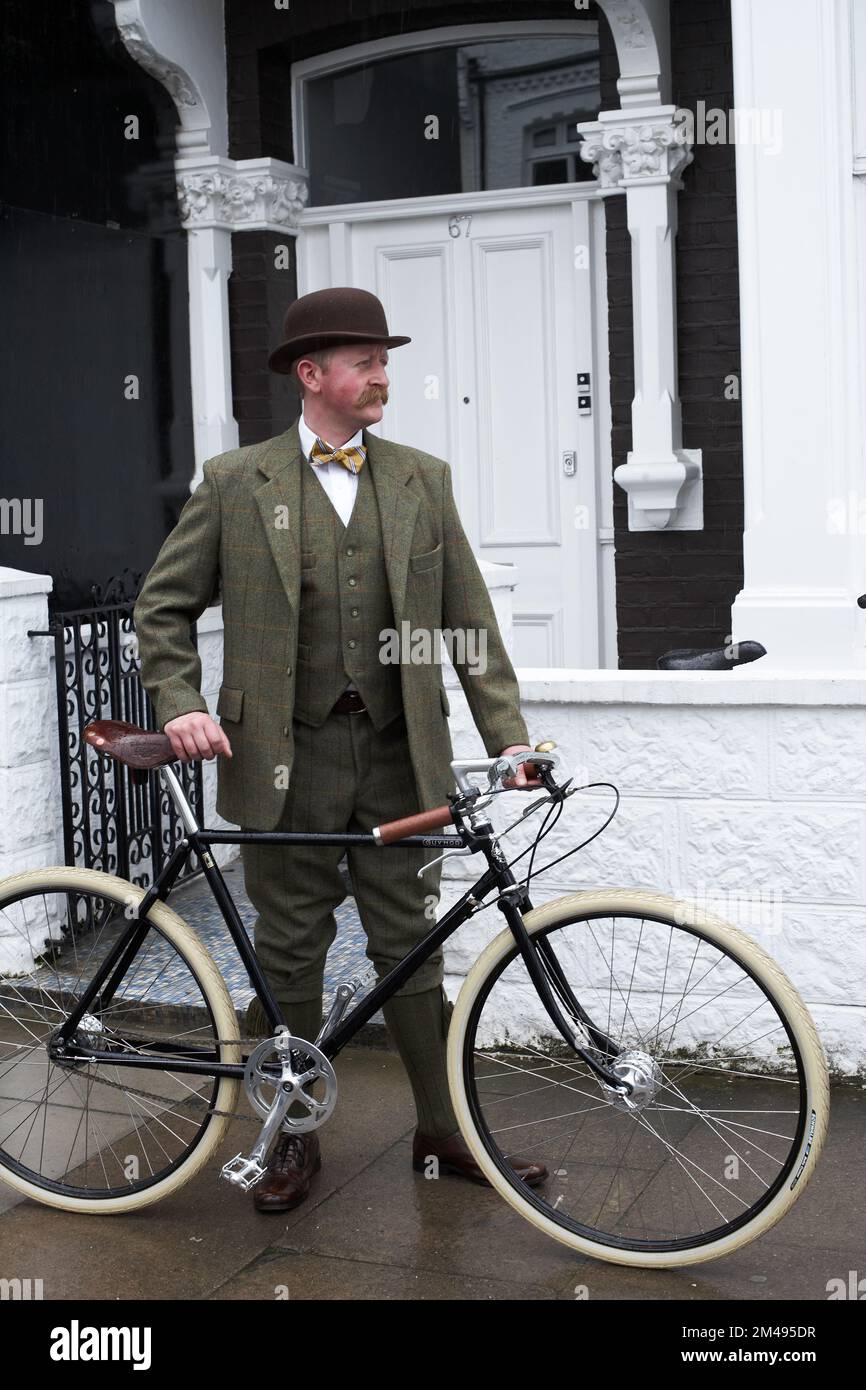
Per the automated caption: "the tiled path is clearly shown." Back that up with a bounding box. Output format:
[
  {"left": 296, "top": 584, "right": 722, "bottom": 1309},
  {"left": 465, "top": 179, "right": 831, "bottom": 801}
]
[{"left": 168, "top": 856, "right": 385, "bottom": 1028}]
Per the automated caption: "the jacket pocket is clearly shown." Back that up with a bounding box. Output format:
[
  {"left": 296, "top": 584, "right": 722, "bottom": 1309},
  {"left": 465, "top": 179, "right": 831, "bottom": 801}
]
[
  {"left": 439, "top": 686, "right": 450, "bottom": 716},
  {"left": 409, "top": 541, "right": 444, "bottom": 573},
  {"left": 217, "top": 684, "right": 244, "bottom": 723}
]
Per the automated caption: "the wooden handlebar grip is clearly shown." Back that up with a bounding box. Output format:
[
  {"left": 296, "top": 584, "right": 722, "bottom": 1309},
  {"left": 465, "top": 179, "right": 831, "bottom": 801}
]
[{"left": 373, "top": 805, "right": 454, "bottom": 845}]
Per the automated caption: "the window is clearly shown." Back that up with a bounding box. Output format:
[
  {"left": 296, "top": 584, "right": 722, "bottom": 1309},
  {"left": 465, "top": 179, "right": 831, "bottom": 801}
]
[
  {"left": 527, "top": 118, "right": 596, "bottom": 185},
  {"left": 303, "top": 35, "right": 601, "bottom": 206}
]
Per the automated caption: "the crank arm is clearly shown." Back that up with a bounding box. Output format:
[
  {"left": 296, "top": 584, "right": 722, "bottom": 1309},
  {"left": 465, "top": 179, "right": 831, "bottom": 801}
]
[{"left": 248, "top": 1086, "right": 294, "bottom": 1168}]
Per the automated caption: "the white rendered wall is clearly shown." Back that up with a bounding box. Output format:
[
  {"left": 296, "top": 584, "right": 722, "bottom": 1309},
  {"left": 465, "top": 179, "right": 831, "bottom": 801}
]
[
  {"left": 2, "top": 566, "right": 864, "bottom": 1072},
  {"left": 441, "top": 667, "right": 866, "bottom": 1076}
]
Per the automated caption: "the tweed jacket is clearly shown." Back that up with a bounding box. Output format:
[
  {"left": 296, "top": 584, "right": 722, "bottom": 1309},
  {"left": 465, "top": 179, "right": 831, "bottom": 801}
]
[{"left": 132, "top": 420, "right": 530, "bottom": 830}]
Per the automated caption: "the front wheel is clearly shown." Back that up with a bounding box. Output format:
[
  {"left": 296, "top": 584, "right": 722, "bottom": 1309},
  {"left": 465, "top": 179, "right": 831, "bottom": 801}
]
[{"left": 447, "top": 888, "right": 829, "bottom": 1268}]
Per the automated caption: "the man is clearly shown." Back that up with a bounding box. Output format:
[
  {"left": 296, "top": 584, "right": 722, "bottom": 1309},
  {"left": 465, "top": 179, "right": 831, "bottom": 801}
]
[{"left": 133, "top": 286, "right": 548, "bottom": 1213}]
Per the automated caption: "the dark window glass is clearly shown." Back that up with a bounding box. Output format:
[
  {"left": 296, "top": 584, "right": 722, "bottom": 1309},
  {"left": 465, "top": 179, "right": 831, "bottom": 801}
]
[
  {"left": 305, "top": 35, "right": 600, "bottom": 205},
  {"left": 532, "top": 158, "right": 571, "bottom": 185}
]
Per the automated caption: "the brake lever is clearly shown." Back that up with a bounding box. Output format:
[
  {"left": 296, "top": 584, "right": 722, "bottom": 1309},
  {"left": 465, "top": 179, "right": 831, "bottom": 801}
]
[
  {"left": 489, "top": 749, "right": 561, "bottom": 788},
  {"left": 416, "top": 844, "right": 473, "bottom": 877}
]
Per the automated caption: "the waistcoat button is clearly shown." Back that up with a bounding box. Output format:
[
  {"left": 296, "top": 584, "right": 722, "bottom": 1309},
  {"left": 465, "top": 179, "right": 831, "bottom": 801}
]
[
  {"left": 347, "top": 639, "right": 357, "bottom": 649},
  {"left": 348, "top": 576, "right": 357, "bottom": 587}
]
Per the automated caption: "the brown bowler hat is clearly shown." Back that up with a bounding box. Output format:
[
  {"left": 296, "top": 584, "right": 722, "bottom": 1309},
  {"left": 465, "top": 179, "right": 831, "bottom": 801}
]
[{"left": 268, "top": 286, "right": 411, "bottom": 375}]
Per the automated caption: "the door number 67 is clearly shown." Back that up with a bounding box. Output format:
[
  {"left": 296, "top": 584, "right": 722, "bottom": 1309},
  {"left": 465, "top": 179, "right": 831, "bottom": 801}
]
[{"left": 448, "top": 214, "right": 473, "bottom": 238}]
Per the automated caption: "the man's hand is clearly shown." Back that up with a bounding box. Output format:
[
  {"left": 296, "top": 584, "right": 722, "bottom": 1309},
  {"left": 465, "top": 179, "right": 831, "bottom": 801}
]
[
  {"left": 163, "top": 712, "right": 232, "bottom": 764},
  {"left": 500, "top": 744, "right": 543, "bottom": 790}
]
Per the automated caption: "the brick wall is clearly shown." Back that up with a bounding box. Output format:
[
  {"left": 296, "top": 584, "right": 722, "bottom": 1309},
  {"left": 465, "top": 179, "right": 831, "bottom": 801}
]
[
  {"left": 600, "top": 0, "right": 744, "bottom": 668},
  {"left": 228, "top": 229, "right": 300, "bottom": 443}
]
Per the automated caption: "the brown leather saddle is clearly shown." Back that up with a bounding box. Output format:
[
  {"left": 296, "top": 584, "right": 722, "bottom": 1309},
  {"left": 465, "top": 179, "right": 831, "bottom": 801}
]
[{"left": 83, "top": 719, "right": 175, "bottom": 769}]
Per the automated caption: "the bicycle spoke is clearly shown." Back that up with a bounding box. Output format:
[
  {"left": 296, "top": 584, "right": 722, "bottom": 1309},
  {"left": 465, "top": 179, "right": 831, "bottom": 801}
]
[
  {"left": 0, "top": 883, "right": 226, "bottom": 1198},
  {"left": 462, "top": 907, "right": 811, "bottom": 1252}
]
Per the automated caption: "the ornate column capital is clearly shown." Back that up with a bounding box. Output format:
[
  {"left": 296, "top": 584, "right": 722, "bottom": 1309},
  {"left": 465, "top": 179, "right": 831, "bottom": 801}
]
[
  {"left": 578, "top": 106, "right": 693, "bottom": 188},
  {"left": 175, "top": 155, "right": 309, "bottom": 233}
]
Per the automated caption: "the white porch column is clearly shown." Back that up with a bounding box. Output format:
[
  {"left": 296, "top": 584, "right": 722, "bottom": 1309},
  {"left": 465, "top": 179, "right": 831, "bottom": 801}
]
[
  {"left": 175, "top": 156, "right": 309, "bottom": 484},
  {"left": 111, "top": 0, "right": 309, "bottom": 489},
  {"left": 730, "top": 0, "right": 865, "bottom": 668},
  {"left": 579, "top": 1, "right": 703, "bottom": 531}
]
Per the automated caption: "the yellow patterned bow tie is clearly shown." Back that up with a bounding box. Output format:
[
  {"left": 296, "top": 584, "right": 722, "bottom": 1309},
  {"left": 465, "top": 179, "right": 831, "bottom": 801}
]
[{"left": 310, "top": 436, "right": 367, "bottom": 475}]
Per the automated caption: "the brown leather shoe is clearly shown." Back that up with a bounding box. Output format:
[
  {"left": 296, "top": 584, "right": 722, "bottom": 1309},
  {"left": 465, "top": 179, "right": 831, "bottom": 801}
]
[
  {"left": 252, "top": 1131, "right": 321, "bottom": 1212},
  {"left": 412, "top": 1130, "right": 547, "bottom": 1187}
]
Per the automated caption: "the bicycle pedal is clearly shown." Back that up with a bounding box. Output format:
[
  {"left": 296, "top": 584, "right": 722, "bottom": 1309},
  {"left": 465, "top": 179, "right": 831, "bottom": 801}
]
[{"left": 221, "top": 1152, "right": 267, "bottom": 1191}]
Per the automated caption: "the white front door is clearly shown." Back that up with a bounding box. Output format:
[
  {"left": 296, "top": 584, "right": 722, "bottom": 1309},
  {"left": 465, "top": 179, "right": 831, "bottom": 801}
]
[{"left": 298, "top": 192, "right": 602, "bottom": 667}]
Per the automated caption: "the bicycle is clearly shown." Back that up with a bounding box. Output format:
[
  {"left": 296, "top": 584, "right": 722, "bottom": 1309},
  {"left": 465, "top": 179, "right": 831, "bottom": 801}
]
[{"left": 0, "top": 717, "right": 829, "bottom": 1269}]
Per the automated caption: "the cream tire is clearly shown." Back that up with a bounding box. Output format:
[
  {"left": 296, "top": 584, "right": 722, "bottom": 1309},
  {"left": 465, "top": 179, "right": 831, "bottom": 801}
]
[
  {"left": 0, "top": 866, "right": 242, "bottom": 1214},
  {"left": 447, "top": 888, "right": 830, "bottom": 1269}
]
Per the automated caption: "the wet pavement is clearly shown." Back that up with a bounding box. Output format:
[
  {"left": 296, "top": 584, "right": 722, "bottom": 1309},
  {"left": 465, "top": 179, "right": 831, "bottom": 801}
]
[{"left": 0, "top": 1037, "right": 861, "bottom": 1302}]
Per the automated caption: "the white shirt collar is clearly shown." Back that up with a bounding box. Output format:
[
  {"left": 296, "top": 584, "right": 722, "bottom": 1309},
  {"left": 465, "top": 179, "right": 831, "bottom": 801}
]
[{"left": 298, "top": 408, "right": 364, "bottom": 461}]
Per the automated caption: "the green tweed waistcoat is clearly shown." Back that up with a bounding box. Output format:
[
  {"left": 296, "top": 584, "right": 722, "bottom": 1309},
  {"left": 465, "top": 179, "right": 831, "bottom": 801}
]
[{"left": 294, "top": 456, "right": 403, "bottom": 729}]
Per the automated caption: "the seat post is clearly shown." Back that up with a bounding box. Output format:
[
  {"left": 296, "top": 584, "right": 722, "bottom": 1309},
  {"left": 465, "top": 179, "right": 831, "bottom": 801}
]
[{"left": 160, "top": 765, "right": 201, "bottom": 834}]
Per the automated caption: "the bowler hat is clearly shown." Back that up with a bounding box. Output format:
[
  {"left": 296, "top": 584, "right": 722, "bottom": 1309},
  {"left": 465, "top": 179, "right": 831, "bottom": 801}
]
[{"left": 268, "top": 286, "right": 411, "bottom": 375}]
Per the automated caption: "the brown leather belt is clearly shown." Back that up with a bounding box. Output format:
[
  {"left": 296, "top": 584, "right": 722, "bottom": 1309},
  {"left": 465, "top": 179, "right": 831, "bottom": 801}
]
[{"left": 331, "top": 688, "right": 367, "bottom": 715}]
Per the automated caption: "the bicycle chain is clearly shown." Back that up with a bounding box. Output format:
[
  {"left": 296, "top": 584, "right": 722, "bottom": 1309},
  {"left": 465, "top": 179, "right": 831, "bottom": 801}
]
[{"left": 60, "top": 1032, "right": 308, "bottom": 1126}]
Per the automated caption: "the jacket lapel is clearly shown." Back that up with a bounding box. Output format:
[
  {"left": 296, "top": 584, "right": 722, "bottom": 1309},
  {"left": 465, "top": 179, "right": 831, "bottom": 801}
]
[
  {"left": 254, "top": 420, "right": 420, "bottom": 624},
  {"left": 254, "top": 422, "right": 304, "bottom": 625},
  {"left": 365, "top": 428, "right": 419, "bottom": 621}
]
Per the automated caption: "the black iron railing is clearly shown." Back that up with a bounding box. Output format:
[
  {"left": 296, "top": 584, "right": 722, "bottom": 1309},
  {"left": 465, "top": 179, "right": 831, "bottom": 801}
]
[{"left": 30, "top": 570, "right": 203, "bottom": 887}]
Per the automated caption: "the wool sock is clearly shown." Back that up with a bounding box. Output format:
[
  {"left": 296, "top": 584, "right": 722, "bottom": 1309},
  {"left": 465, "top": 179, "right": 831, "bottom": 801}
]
[{"left": 380, "top": 985, "right": 460, "bottom": 1139}]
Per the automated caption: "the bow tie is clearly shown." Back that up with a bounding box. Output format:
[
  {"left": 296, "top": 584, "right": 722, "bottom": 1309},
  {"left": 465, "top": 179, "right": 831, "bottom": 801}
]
[{"left": 310, "top": 436, "right": 367, "bottom": 475}]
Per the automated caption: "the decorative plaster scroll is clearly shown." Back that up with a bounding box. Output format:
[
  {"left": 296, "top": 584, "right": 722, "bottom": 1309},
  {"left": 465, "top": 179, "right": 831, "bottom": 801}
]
[
  {"left": 595, "top": 0, "right": 669, "bottom": 108},
  {"left": 115, "top": 19, "right": 200, "bottom": 109},
  {"left": 176, "top": 157, "right": 309, "bottom": 232},
  {"left": 602, "top": 0, "right": 652, "bottom": 49}
]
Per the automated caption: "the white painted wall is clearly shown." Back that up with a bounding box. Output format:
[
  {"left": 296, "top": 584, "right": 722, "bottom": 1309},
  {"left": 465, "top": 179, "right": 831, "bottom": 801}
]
[
  {"left": 0, "top": 568, "right": 232, "bottom": 973},
  {"left": 2, "top": 566, "right": 864, "bottom": 1072},
  {"left": 441, "top": 668, "right": 866, "bottom": 1075}
]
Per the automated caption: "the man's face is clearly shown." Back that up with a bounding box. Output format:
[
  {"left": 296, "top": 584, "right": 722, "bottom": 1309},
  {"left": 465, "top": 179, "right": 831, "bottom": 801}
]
[{"left": 308, "top": 342, "right": 390, "bottom": 427}]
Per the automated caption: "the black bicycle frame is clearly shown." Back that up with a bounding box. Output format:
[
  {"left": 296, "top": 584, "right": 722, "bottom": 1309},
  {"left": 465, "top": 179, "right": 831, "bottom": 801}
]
[{"left": 53, "top": 818, "right": 626, "bottom": 1093}]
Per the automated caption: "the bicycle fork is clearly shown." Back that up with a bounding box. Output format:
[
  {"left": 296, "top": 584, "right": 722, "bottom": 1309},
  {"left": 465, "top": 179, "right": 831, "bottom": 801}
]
[{"left": 488, "top": 859, "right": 632, "bottom": 1097}]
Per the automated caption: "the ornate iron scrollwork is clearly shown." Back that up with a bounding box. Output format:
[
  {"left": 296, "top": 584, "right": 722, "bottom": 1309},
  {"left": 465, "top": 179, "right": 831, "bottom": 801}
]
[{"left": 53, "top": 570, "right": 204, "bottom": 892}]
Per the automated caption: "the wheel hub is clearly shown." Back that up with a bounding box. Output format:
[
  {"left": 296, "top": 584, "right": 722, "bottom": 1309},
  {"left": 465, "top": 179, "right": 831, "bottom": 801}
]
[{"left": 599, "top": 1049, "right": 662, "bottom": 1113}]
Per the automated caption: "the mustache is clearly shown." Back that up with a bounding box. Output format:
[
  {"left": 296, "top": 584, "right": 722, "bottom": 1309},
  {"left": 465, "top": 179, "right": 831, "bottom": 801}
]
[{"left": 358, "top": 387, "right": 388, "bottom": 404}]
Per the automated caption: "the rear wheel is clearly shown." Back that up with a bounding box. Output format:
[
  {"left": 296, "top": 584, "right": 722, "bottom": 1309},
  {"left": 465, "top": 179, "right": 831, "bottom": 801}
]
[
  {"left": 448, "top": 889, "right": 829, "bottom": 1268},
  {"left": 0, "top": 867, "right": 241, "bottom": 1213}
]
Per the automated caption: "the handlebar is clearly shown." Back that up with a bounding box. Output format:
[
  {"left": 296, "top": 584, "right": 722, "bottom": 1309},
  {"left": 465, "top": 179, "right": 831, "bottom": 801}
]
[
  {"left": 371, "top": 744, "right": 561, "bottom": 845},
  {"left": 372, "top": 804, "right": 456, "bottom": 845}
]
